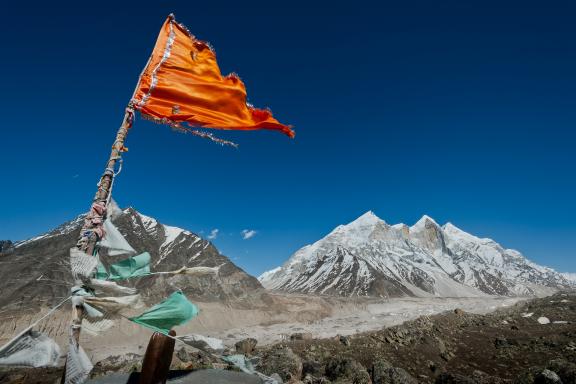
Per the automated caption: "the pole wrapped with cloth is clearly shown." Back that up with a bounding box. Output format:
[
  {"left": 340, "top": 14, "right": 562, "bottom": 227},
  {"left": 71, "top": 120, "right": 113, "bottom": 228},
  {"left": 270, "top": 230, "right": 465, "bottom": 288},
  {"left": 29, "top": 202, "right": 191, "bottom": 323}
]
[{"left": 131, "top": 14, "right": 294, "bottom": 140}]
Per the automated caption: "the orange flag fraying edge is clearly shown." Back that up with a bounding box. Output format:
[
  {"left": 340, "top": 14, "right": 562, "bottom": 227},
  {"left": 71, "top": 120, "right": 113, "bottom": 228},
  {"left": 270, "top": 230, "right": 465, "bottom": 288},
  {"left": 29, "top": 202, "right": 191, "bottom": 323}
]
[{"left": 131, "top": 14, "right": 294, "bottom": 139}]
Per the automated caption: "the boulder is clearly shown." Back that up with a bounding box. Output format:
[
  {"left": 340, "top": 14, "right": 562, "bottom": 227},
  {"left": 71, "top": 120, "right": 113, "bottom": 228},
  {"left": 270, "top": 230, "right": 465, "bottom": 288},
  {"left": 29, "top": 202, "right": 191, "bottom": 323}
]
[
  {"left": 325, "top": 356, "right": 371, "bottom": 384},
  {"left": 372, "top": 363, "right": 417, "bottom": 384},
  {"left": 515, "top": 367, "right": 542, "bottom": 384},
  {"left": 303, "top": 359, "right": 325, "bottom": 377},
  {"left": 440, "top": 351, "right": 456, "bottom": 361},
  {"left": 372, "top": 360, "right": 393, "bottom": 383},
  {"left": 259, "top": 347, "right": 303, "bottom": 382},
  {"left": 516, "top": 368, "right": 564, "bottom": 384},
  {"left": 339, "top": 335, "right": 351, "bottom": 346},
  {"left": 176, "top": 347, "right": 192, "bottom": 363},
  {"left": 547, "top": 359, "right": 576, "bottom": 384},
  {"left": 235, "top": 338, "right": 258, "bottom": 355},
  {"left": 534, "top": 369, "right": 562, "bottom": 384}
]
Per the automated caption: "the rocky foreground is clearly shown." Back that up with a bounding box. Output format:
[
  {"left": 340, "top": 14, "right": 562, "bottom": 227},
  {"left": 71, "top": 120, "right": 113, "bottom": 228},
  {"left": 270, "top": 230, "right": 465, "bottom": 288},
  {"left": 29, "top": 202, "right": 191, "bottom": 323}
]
[{"left": 2, "top": 291, "right": 575, "bottom": 383}]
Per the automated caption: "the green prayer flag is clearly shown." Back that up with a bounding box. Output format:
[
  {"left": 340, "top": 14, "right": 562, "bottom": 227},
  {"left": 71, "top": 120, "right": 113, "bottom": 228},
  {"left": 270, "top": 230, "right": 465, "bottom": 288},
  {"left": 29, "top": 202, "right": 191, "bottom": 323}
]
[
  {"left": 95, "top": 262, "right": 109, "bottom": 280},
  {"left": 129, "top": 291, "right": 199, "bottom": 334},
  {"left": 95, "top": 252, "right": 151, "bottom": 281},
  {"left": 109, "top": 252, "right": 151, "bottom": 280}
]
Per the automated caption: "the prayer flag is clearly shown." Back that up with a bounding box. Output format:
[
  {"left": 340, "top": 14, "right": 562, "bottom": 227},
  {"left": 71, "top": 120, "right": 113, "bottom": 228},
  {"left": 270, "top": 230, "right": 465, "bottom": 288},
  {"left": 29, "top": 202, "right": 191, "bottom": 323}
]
[
  {"left": 129, "top": 291, "right": 199, "bottom": 334},
  {"left": 132, "top": 14, "right": 294, "bottom": 138}
]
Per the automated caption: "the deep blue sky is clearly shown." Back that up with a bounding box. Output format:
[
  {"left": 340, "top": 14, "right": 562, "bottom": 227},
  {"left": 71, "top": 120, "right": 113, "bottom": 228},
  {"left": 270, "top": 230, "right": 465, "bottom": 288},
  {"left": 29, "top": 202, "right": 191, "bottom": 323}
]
[{"left": 0, "top": 1, "right": 574, "bottom": 276}]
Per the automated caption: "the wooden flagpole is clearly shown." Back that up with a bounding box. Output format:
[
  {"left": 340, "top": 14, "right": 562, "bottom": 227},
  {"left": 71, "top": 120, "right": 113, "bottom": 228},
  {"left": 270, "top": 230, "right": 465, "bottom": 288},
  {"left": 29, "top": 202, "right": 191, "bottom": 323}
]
[
  {"left": 62, "top": 106, "right": 134, "bottom": 382},
  {"left": 77, "top": 107, "right": 133, "bottom": 254}
]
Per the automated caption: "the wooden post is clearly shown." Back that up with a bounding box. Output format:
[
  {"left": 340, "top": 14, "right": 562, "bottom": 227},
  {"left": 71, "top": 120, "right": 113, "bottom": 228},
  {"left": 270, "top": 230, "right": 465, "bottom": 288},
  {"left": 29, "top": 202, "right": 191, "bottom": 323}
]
[
  {"left": 139, "top": 331, "right": 176, "bottom": 384},
  {"left": 62, "top": 107, "right": 134, "bottom": 382}
]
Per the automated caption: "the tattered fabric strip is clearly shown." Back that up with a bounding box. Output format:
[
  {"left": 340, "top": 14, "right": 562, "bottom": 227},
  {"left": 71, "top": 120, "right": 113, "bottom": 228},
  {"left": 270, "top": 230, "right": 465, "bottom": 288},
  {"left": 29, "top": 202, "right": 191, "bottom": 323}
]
[
  {"left": 0, "top": 330, "right": 61, "bottom": 368},
  {"left": 135, "top": 17, "right": 176, "bottom": 109},
  {"left": 69, "top": 248, "right": 98, "bottom": 280},
  {"left": 64, "top": 333, "right": 93, "bottom": 384},
  {"left": 138, "top": 112, "right": 238, "bottom": 147}
]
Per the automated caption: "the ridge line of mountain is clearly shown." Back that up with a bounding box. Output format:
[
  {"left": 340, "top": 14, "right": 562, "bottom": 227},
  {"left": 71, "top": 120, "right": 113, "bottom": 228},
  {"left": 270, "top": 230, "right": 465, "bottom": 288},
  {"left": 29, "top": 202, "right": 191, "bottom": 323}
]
[{"left": 259, "top": 211, "right": 575, "bottom": 298}]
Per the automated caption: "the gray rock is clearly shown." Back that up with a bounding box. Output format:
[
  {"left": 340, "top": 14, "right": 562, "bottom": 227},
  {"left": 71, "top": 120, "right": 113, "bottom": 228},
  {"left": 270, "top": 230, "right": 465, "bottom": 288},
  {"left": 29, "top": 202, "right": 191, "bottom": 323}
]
[
  {"left": 437, "top": 338, "right": 448, "bottom": 354},
  {"left": 176, "top": 347, "right": 191, "bottom": 363},
  {"left": 325, "top": 357, "right": 371, "bottom": 384},
  {"left": 547, "top": 359, "right": 576, "bottom": 384},
  {"left": 339, "top": 335, "right": 351, "bottom": 346},
  {"left": 259, "top": 347, "right": 303, "bottom": 382},
  {"left": 534, "top": 370, "right": 562, "bottom": 384},
  {"left": 440, "top": 351, "right": 456, "bottom": 361},
  {"left": 235, "top": 338, "right": 258, "bottom": 355},
  {"left": 372, "top": 360, "right": 394, "bottom": 383},
  {"left": 303, "top": 359, "right": 325, "bottom": 377},
  {"left": 374, "top": 366, "right": 417, "bottom": 384},
  {"left": 454, "top": 308, "right": 465, "bottom": 316}
]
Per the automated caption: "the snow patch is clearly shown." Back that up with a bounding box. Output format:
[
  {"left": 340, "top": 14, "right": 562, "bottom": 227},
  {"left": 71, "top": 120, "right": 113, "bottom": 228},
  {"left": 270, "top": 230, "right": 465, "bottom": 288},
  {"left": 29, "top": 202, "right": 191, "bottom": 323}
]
[{"left": 537, "top": 317, "right": 550, "bottom": 324}]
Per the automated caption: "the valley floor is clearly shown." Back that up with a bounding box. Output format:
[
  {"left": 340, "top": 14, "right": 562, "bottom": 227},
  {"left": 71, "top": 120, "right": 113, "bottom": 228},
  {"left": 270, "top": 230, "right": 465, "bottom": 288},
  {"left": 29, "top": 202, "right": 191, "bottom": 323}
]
[
  {"left": 0, "top": 294, "right": 527, "bottom": 362},
  {"left": 205, "top": 294, "right": 526, "bottom": 347}
]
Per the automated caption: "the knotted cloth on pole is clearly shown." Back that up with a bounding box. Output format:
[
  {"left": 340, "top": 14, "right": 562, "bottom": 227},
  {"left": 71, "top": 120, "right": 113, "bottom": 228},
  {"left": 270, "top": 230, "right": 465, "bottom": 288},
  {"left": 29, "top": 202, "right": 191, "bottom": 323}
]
[{"left": 131, "top": 14, "right": 294, "bottom": 138}]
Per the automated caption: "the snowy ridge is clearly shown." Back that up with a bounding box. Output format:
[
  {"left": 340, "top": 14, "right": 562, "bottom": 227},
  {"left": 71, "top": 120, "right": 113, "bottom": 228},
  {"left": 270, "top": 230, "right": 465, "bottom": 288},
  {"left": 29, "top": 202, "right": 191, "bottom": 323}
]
[
  {"left": 259, "top": 212, "right": 575, "bottom": 298},
  {"left": 14, "top": 215, "right": 85, "bottom": 248},
  {"left": 561, "top": 273, "right": 576, "bottom": 283}
]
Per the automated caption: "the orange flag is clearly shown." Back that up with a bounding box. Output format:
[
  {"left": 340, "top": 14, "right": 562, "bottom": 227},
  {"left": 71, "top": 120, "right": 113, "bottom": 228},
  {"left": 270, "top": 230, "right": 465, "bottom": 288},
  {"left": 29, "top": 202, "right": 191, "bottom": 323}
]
[{"left": 131, "top": 14, "right": 294, "bottom": 138}]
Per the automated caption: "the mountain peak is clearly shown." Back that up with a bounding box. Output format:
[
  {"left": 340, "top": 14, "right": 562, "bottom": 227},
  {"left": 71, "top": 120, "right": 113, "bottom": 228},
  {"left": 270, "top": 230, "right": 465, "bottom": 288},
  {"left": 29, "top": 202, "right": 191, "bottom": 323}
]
[
  {"left": 411, "top": 214, "right": 439, "bottom": 230},
  {"left": 347, "top": 211, "right": 384, "bottom": 227},
  {"left": 442, "top": 222, "right": 461, "bottom": 233}
]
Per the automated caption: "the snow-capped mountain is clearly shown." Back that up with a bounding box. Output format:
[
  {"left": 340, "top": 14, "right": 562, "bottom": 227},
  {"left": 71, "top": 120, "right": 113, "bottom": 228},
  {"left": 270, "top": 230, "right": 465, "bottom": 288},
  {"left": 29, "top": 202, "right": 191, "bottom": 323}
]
[
  {"left": 259, "top": 212, "right": 574, "bottom": 297},
  {"left": 0, "top": 203, "right": 262, "bottom": 312},
  {"left": 562, "top": 273, "right": 576, "bottom": 283}
]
